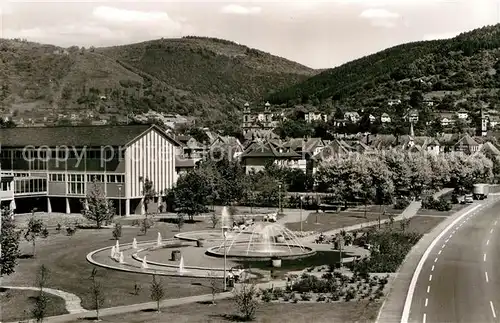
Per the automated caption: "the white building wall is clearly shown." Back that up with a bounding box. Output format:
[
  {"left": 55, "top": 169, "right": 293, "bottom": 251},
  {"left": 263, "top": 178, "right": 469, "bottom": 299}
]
[{"left": 125, "top": 128, "right": 177, "bottom": 199}]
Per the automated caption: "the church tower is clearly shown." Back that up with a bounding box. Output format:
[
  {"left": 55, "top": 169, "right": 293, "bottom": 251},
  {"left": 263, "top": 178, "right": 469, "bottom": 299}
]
[
  {"left": 408, "top": 121, "right": 415, "bottom": 147},
  {"left": 242, "top": 102, "right": 251, "bottom": 135}
]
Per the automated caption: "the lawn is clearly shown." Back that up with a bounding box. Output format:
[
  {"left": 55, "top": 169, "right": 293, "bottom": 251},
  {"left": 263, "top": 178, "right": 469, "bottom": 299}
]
[
  {"left": 66, "top": 299, "right": 382, "bottom": 323},
  {"left": 416, "top": 203, "right": 468, "bottom": 217},
  {"left": 0, "top": 288, "right": 68, "bottom": 322},
  {"left": 285, "top": 209, "right": 395, "bottom": 233},
  {"left": 353, "top": 215, "right": 445, "bottom": 236},
  {"left": 4, "top": 217, "right": 226, "bottom": 315}
]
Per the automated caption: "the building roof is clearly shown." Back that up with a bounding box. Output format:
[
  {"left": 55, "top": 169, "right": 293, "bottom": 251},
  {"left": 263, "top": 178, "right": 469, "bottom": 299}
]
[
  {"left": 175, "top": 157, "right": 197, "bottom": 168},
  {"left": 240, "top": 141, "right": 301, "bottom": 159},
  {"left": 479, "top": 141, "right": 500, "bottom": 156},
  {"left": 454, "top": 134, "right": 480, "bottom": 147},
  {"left": 0, "top": 124, "right": 180, "bottom": 147}
]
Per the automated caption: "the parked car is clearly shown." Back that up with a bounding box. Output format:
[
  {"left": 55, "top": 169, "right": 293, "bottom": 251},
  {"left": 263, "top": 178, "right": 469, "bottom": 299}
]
[{"left": 464, "top": 194, "right": 474, "bottom": 204}]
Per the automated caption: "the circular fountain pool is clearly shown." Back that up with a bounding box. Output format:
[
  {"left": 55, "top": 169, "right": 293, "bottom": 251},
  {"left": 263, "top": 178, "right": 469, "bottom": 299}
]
[{"left": 205, "top": 222, "right": 315, "bottom": 261}]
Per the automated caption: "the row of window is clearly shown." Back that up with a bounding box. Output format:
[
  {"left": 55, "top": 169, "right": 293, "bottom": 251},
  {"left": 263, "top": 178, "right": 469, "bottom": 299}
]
[
  {"left": 14, "top": 179, "right": 47, "bottom": 194},
  {"left": 0, "top": 149, "right": 125, "bottom": 159},
  {"left": 49, "top": 173, "right": 125, "bottom": 183}
]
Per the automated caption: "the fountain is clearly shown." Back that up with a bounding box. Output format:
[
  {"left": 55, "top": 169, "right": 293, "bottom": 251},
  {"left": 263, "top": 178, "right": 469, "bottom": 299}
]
[
  {"left": 206, "top": 222, "right": 315, "bottom": 261},
  {"left": 142, "top": 256, "right": 148, "bottom": 269},
  {"left": 115, "top": 240, "right": 120, "bottom": 253},
  {"left": 178, "top": 255, "right": 187, "bottom": 274},
  {"left": 111, "top": 246, "right": 116, "bottom": 258},
  {"left": 157, "top": 232, "right": 162, "bottom": 247},
  {"left": 132, "top": 238, "right": 137, "bottom": 249},
  {"left": 119, "top": 252, "right": 124, "bottom": 264},
  {"left": 221, "top": 206, "right": 231, "bottom": 231}
]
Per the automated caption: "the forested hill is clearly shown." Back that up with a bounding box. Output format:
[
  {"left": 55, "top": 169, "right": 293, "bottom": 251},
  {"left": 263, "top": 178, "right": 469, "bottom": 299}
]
[
  {"left": 0, "top": 36, "right": 316, "bottom": 130},
  {"left": 267, "top": 25, "right": 500, "bottom": 108}
]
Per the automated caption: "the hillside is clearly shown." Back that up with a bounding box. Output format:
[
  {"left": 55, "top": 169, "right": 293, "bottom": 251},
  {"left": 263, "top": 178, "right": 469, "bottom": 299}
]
[
  {"left": 267, "top": 24, "right": 500, "bottom": 111},
  {"left": 0, "top": 37, "right": 316, "bottom": 129}
]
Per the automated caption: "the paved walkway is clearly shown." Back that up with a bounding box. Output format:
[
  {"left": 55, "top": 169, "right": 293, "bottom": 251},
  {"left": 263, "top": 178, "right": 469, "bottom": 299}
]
[{"left": 1, "top": 286, "right": 86, "bottom": 314}]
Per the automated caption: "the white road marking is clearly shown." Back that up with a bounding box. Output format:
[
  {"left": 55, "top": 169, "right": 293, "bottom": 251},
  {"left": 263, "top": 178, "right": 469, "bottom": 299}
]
[
  {"left": 491, "top": 301, "right": 497, "bottom": 318},
  {"left": 429, "top": 275, "right": 432, "bottom": 282},
  {"left": 491, "top": 229, "right": 494, "bottom": 234},
  {"left": 427, "top": 286, "right": 430, "bottom": 293},
  {"left": 487, "top": 240, "right": 490, "bottom": 246},
  {"left": 423, "top": 313, "right": 427, "bottom": 323},
  {"left": 441, "top": 244, "right": 445, "bottom": 249},
  {"left": 434, "top": 257, "right": 438, "bottom": 263},
  {"left": 495, "top": 221, "right": 497, "bottom": 225},
  {"left": 438, "top": 250, "right": 442, "bottom": 255},
  {"left": 484, "top": 254, "right": 487, "bottom": 262},
  {"left": 486, "top": 272, "right": 489, "bottom": 283},
  {"left": 445, "top": 239, "right": 449, "bottom": 243},
  {"left": 431, "top": 265, "right": 435, "bottom": 271},
  {"left": 400, "top": 205, "right": 480, "bottom": 323},
  {"left": 425, "top": 298, "right": 428, "bottom": 307}
]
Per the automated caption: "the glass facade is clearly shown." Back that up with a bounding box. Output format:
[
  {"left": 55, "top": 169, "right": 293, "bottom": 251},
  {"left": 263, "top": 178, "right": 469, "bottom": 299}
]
[
  {"left": 14, "top": 178, "right": 47, "bottom": 194},
  {"left": 68, "top": 174, "right": 85, "bottom": 195}
]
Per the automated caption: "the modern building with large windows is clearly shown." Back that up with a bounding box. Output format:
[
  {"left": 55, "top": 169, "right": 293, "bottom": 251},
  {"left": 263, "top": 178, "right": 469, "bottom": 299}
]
[{"left": 0, "top": 124, "right": 180, "bottom": 215}]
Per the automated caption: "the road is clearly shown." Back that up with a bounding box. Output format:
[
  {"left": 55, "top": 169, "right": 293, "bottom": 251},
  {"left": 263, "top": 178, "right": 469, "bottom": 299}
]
[{"left": 403, "top": 196, "right": 500, "bottom": 323}]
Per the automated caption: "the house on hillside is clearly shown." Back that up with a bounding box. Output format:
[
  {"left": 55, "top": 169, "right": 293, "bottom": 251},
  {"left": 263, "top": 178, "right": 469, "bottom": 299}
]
[
  {"left": 344, "top": 111, "right": 360, "bottom": 123},
  {"left": 457, "top": 110, "right": 469, "bottom": 120},
  {"left": 242, "top": 102, "right": 280, "bottom": 135},
  {"left": 176, "top": 135, "right": 206, "bottom": 160},
  {"left": 381, "top": 113, "right": 391, "bottom": 123},
  {"left": 439, "top": 112, "right": 456, "bottom": 127},
  {"left": 304, "top": 112, "right": 328, "bottom": 123},
  {"left": 404, "top": 109, "right": 419, "bottom": 123}
]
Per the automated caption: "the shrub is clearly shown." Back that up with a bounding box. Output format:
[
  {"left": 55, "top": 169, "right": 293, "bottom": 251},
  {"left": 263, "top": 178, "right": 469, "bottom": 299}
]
[
  {"left": 233, "top": 283, "right": 258, "bottom": 321},
  {"left": 55, "top": 223, "right": 62, "bottom": 233},
  {"left": 394, "top": 198, "right": 410, "bottom": 210},
  {"left": 345, "top": 289, "right": 356, "bottom": 302},
  {"left": 317, "top": 294, "right": 326, "bottom": 302},
  {"left": 300, "top": 292, "right": 312, "bottom": 301},
  {"left": 66, "top": 227, "right": 77, "bottom": 236},
  {"left": 272, "top": 287, "right": 285, "bottom": 299}
]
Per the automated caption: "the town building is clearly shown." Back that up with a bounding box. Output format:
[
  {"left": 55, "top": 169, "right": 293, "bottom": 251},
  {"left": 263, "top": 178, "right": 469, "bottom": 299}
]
[
  {"left": 381, "top": 113, "right": 391, "bottom": 123},
  {"left": 0, "top": 125, "right": 180, "bottom": 215}
]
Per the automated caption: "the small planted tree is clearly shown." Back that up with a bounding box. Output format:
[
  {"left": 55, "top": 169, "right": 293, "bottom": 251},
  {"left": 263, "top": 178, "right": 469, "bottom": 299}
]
[
  {"left": 32, "top": 264, "right": 50, "bottom": 323},
  {"left": 140, "top": 177, "right": 156, "bottom": 235},
  {"left": 89, "top": 268, "right": 105, "bottom": 320},
  {"left": 233, "top": 281, "right": 258, "bottom": 321},
  {"left": 177, "top": 213, "right": 185, "bottom": 232},
  {"left": 112, "top": 223, "right": 122, "bottom": 240},
  {"left": 1, "top": 207, "right": 20, "bottom": 276},
  {"left": 150, "top": 274, "right": 165, "bottom": 313},
  {"left": 210, "top": 212, "right": 219, "bottom": 229},
  {"left": 82, "top": 180, "right": 115, "bottom": 229},
  {"left": 24, "top": 210, "right": 49, "bottom": 257},
  {"left": 208, "top": 270, "right": 221, "bottom": 305}
]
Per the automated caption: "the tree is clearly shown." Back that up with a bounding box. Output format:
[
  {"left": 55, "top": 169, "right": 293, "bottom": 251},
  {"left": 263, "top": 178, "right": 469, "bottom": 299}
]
[
  {"left": 24, "top": 210, "right": 49, "bottom": 257},
  {"left": 208, "top": 270, "right": 221, "bottom": 305},
  {"left": 233, "top": 281, "right": 258, "bottom": 321},
  {"left": 150, "top": 274, "right": 165, "bottom": 312},
  {"left": 172, "top": 170, "right": 210, "bottom": 221},
  {"left": 176, "top": 213, "right": 185, "bottom": 232},
  {"left": 141, "top": 177, "right": 156, "bottom": 215},
  {"left": 1, "top": 207, "right": 20, "bottom": 276},
  {"left": 210, "top": 213, "right": 219, "bottom": 229},
  {"left": 112, "top": 223, "right": 122, "bottom": 240},
  {"left": 32, "top": 265, "right": 50, "bottom": 323},
  {"left": 82, "top": 180, "right": 115, "bottom": 229},
  {"left": 89, "top": 268, "right": 105, "bottom": 321}
]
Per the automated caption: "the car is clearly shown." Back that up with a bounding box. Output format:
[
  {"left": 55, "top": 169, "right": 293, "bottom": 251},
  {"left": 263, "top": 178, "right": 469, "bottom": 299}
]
[
  {"left": 464, "top": 194, "right": 474, "bottom": 204},
  {"left": 264, "top": 213, "right": 277, "bottom": 222}
]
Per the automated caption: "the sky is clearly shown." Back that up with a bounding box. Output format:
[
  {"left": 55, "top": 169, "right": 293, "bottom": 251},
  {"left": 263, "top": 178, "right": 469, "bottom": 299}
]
[{"left": 0, "top": 0, "right": 498, "bottom": 69}]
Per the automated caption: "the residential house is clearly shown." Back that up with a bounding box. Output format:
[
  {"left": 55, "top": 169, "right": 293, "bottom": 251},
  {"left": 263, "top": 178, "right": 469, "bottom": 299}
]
[
  {"left": 489, "top": 116, "right": 500, "bottom": 129},
  {"left": 439, "top": 112, "right": 456, "bottom": 127},
  {"left": 210, "top": 135, "right": 244, "bottom": 160},
  {"left": 239, "top": 141, "right": 302, "bottom": 174},
  {"left": 454, "top": 134, "right": 480, "bottom": 154},
  {"left": 175, "top": 135, "right": 206, "bottom": 160},
  {"left": 457, "top": 110, "right": 469, "bottom": 120},
  {"left": 477, "top": 141, "right": 500, "bottom": 157},
  {"left": 388, "top": 99, "right": 402, "bottom": 106},
  {"left": 344, "top": 112, "right": 360, "bottom": 123},
  {"left": 0, "top": 125, "right": 181, "bottom": 215},
  {"left": 368, "top": 114, "right": 376, "bottom": 123},
  {"left": 381, "top": 113, "right": 391, "bottom": 123},
  {"left": 304, "top": 112, "right": 328, "bottom": 123},
  {"left": 405, "top": 109, "right": 419, "bottom": 123}
]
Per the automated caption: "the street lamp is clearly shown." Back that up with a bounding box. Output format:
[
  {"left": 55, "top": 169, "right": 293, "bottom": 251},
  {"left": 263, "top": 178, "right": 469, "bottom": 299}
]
[
  {"left": 222, "top": 226, "right": 229, "bottom": 292},
  {"left": 299, "top": 195, "right": 303, "bottom": 234},
  {"left": 278, "top": 182, "right": 282, "bottom": 214},
  {"left": 117, "top": 185, "right": 122, "bottom": 216}
]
